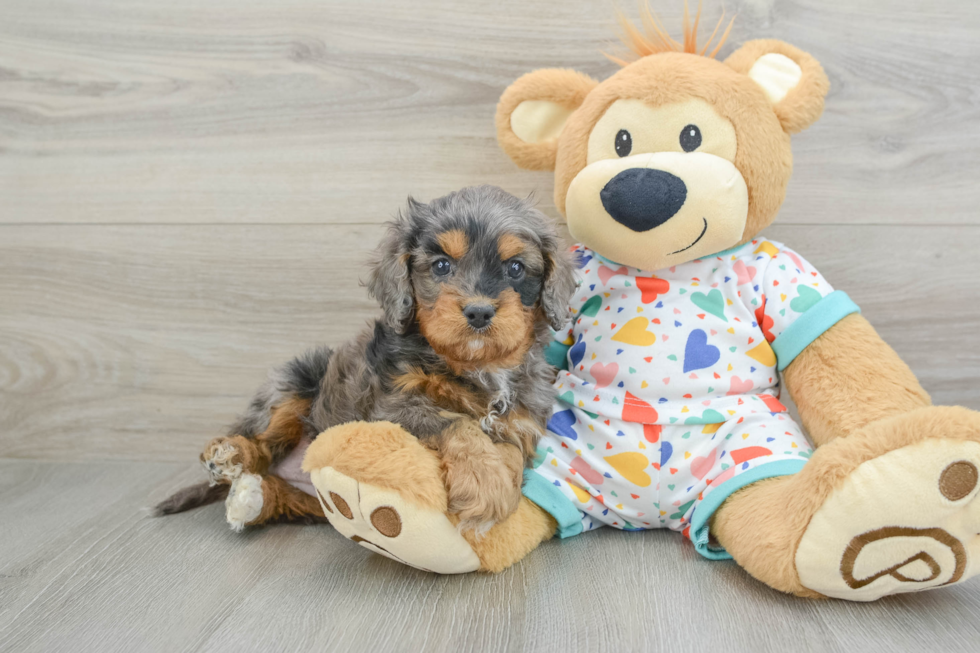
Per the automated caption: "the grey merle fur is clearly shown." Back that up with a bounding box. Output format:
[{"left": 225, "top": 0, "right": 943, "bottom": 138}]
[{"left": 155, "top": 185, "right": 576, "bottom": 517}]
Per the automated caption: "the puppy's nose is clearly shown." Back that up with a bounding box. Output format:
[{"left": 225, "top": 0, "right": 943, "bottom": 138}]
[
  {"left": 600, "top": 168, "right": 687, "bottom": 232},
  {"left": 463, "top": 304, "right": 495, "bottom": 329}
]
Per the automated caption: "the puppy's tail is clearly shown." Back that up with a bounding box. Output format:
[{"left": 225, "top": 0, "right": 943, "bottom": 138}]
[{"left": 152, "top": 481, "right": 229, "bottom": 516}]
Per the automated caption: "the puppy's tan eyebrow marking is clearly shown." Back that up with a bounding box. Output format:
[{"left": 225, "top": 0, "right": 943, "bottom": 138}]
[
  {"left": 497, "top": 233, "right": 525, "bottom": 260},
  {"left": 437, "top": 230, "right": 468, "bottom": 259}
]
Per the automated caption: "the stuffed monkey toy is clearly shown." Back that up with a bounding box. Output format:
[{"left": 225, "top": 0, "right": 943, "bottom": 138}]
[{"left": 304, "top": 8, "right": 980, "bottom": 600}]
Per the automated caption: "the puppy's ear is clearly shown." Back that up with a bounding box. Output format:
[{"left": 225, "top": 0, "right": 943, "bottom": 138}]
[
  {"left": 367, "top": 200, "right": 419, "bottom": 333},
  {"left": 496, "top": 69, "right": 598, "bottom": 171},
  {"left": 537, "top": 219, "right": 577, "bottom": 332},
  {"left": 725, "top": 39, "right": 829, "bottom": 134}
]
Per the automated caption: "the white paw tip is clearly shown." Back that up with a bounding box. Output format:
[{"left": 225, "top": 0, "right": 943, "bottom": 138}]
[{"left": 226, "top": 473, "right": 264, "bottom": 529}]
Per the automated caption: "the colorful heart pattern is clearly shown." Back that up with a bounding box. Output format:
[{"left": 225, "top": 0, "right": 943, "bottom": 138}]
[
  {"left": 538, "top": 241, "right": 832, "bottom": 536},
  {"left": 683, "top": 329, "right": 720, "bottom": 373},
  {"left": 690, "top": 289, "right": 728, "bottom": 322},
  {"left": 580, "top": 295, "right": 602, "bottom": 317},
  {"left": 590, "top": 362, "right": 619, "bottom": 389},
  {"left": 790, "top": 285, "right": 822, "bottom": 313},
  {"left": 636, "top": 276, "right": 670, "bottom": 304},
  {"left": 611, "top": 317, "right": 657, "bottom": 347},
  {"left": 733, "top": 259, "right": 756, "bottom": 285},
  {"left": 604, "top": 452, "right": 651, "bottom": 487},
  {"left": 554, "top": 240, "right": 837, "bottom": 425}
]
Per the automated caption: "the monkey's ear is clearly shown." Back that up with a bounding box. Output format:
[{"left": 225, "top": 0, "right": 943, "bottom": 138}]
[
  {"left": 725, "top": 39, "right": 829, "bottom": 135},
  {"left": 496, "top": 69, "right": 598, "bottom": 171}
]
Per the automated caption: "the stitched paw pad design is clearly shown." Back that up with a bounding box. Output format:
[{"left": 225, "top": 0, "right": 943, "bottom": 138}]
[
  {"left": 308, "top": 466, "right": 480, "bottom": 574},
  {"left": 797, "top": 439, "right": 980, "bottom": 601}
]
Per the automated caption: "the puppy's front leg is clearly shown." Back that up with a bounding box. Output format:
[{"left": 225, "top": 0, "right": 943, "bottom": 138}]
[
  {"left": 485, "top": 409, "right": 544, "bottom": 468},
  {"left": 430, "top": 418, "right": 524, "bottom": 535}
]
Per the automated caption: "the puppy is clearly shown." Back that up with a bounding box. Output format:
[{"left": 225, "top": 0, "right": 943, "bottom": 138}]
[{"left": 156, "top": 185, "right": 576, "bottom": 533}]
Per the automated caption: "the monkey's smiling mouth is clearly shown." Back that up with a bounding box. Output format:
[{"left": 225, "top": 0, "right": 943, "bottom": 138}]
[{"left": 669, "top": 217, "right": 708, "bottom": 255}]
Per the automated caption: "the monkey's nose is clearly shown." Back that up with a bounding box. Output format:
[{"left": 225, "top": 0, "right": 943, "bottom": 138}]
[
  {"left": 463, "top": 304, "right": 495, "bottom": 330},
  {"left": 600, "top": 168, "right": 687, "bottom": 232}
]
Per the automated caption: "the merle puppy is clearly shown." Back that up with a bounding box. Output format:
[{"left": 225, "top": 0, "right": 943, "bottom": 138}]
[{"left": 156, "top": 185, "right": 576, "bottom": 532}]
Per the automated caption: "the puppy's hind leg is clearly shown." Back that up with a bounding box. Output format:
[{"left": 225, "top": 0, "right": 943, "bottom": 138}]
[
  {"left": 225, "top": 473, "right": 266, "bottom": 532},
  {"left": 201, "top": 397, "right": 311, "bottom": 486},
  {"left": 225, "top": 474, "right": 326, "bottom": 532}
]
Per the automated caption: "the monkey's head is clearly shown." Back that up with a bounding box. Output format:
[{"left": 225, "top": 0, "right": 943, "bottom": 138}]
[{"left": 496, "top": 10, "right": 828, "bottom": 271}]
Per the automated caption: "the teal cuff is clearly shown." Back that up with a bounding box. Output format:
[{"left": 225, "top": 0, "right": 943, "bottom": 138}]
[
  {"left": 772, "top": 290, "right": 860, "bottom": 372},
  {"left": 689, "top": 459, "right": 808, "bottom": 560},
  {"left": 522, "top": 471, "right": 583, "bottom": 539},
  {"left": 544, "top": 339, "right": 571, "bottom": 370}
]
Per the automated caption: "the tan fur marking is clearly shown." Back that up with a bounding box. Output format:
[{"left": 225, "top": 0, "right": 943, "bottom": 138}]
[
  {"left": 393, "top": 374, "right": 545, "bottom": 467},
  {"left": 201, "top": 397, "right": 312, "bottom": 479},
  {"left": 416, "top": 288, "right": 537, "bottom": 373},
  {"left": 437, "top": 230, "right": 469, "bottom": 260},
  {"left": 261, "top": 397, "right": 311, "bottom": 459},
  {"left": 393, "top": 368, "right": 486, "bottom": 416},
  {"left": 303, "top": 421, "right": 448, "bottom": 512},
  {"left": 250, "top": 474, "right": 326, "bottom": 525},
  {"left": 497, "top": 233, "right": 525, "bottom": 260}
]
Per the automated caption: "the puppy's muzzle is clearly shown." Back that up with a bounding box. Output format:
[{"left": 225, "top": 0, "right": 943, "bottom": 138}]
[
  {"left": 463, "top": 303, "right": 495, "bottom": 330},
  {"left": 600, "top": 168, "right": 688, "bottom": 232}
]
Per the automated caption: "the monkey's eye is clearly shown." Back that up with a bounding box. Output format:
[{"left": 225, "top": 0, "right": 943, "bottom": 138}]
[
  {"left": 507, "top": 260, "right": 525, "bottom": 279},
  {"left": 432, "top": 259, "right": 452, "bottom": 276},
  {"left": 615, "top": 129, "right": 632, "bottom": 157},
  {"left": 680, "top": 124, "right": 702, "bottom": 152}
]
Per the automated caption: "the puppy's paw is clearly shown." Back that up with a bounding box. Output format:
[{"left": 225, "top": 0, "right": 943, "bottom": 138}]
[
  {"left": 201, "top": 436, "right": 247, "bottom": 484},
  {"left": 225, "top": 473, "right": 264, "bottom": 532},
  {"left": 445, "top": 445, "right": 524, "bottom": 535}
]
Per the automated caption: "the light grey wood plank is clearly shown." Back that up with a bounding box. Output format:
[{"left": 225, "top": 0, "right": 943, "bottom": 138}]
[
  {"left": 1, "top": 0, "right": 979, "bottom": 226},
  {"left": 1, "top": 223, "right": 978, "bottom": 462},
  {"left": 1, "top": 459, "right": 979, "bottom": 653}
]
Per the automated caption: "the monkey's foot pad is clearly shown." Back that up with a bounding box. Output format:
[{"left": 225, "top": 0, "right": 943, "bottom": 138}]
[
  {"left": 303, "top": 421, "right": 480, "bottom": 574},
  {"left": 797, "top": 439, "right": 980, "bottom": 601}
]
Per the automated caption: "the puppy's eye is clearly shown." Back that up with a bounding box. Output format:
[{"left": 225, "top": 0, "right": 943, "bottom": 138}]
[
  {"left": 615, "top": 129, "right": 632, "bottom": 157},
  {"left": 680, "top": 124, "right": 702, "bottom": 152},
  {"left": 507, "top": 260, "right": 525, "bottom": 279},
  {"left": 432, "top": 259, "right": 452, "bottom": 276}
]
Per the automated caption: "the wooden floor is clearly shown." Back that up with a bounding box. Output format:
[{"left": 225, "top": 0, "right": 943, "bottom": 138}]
[{"left": 2, "top": 1, "right": 979, "bottom": 651}]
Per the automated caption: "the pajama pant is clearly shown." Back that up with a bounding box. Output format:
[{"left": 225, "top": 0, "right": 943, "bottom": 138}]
[{"left": 523, "top": 401, "right": 814, "bottom": 559}]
